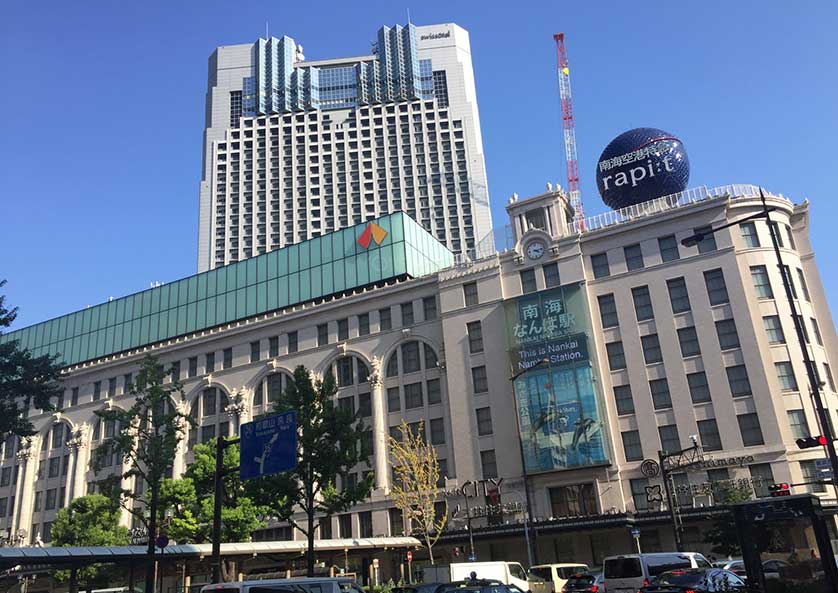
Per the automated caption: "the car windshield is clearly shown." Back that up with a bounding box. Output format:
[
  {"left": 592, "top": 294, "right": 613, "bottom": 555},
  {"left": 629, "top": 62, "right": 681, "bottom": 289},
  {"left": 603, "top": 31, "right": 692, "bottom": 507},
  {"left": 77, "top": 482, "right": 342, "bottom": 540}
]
[
  {"left": 604, "top": 558, "right": 642, "bottom": 578},
  {"left": 528, "top": 568, "right": 552, "bottom": 581},
  {"left": 654, "top": 571, "right": 705, "bottom": 586}
]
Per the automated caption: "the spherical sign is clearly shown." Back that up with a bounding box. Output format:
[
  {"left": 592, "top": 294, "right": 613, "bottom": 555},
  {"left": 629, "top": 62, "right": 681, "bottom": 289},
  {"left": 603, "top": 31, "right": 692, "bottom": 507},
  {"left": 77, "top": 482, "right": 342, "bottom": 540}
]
[{"left": 596, "top": 127, "right": 690, "bottom": 210}]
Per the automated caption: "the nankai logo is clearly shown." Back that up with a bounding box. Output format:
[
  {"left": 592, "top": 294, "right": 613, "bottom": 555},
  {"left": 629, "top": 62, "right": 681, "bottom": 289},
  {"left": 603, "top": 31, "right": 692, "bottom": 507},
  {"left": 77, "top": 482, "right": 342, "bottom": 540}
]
[{"left": 357, "top": 222, "right": 387, "bottom": 248}]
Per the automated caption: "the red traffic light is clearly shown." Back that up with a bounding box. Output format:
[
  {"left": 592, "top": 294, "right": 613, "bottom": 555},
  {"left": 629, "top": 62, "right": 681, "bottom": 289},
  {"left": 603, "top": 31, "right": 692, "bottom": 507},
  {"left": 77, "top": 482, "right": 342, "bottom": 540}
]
[
  {"left": 769, "top": 483, "right": 791, "bottom": 497},
  {"left": 796, "top": 436, "right": 827, "bottom": 449}
]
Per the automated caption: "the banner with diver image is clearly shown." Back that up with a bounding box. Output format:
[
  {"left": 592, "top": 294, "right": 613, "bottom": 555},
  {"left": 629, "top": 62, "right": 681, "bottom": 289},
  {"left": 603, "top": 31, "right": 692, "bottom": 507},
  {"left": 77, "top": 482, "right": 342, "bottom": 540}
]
[{"left": 506, "top": 283, "right": 610, "bottom": 473}]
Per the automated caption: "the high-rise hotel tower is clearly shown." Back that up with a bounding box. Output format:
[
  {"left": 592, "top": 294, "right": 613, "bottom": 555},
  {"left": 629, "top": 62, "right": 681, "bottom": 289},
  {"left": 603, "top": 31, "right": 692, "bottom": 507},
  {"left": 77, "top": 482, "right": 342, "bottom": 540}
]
[{"left": 198, "top": 23, "right": 492, "bottom": 272}]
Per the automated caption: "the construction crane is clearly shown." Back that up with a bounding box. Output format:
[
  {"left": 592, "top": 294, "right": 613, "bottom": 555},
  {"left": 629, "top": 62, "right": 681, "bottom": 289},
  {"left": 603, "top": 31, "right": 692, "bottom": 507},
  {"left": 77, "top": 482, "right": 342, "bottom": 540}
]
[{"left": 553, "top": 33, "right": 584, "bottom": 228}]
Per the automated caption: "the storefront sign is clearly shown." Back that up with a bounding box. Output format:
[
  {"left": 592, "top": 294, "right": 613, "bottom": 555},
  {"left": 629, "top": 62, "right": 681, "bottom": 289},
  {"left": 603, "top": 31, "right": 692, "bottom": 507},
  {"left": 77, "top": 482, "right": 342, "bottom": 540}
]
[{"left": 505, "top": 284, "right": 610, "bottom": 472}]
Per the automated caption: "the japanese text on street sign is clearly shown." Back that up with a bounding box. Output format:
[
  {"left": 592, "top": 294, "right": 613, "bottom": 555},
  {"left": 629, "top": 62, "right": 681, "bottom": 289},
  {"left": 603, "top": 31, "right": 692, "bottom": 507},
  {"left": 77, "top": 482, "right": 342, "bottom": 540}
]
[{"left": 240, "top": 411, "right": 297, "bottom": 481}]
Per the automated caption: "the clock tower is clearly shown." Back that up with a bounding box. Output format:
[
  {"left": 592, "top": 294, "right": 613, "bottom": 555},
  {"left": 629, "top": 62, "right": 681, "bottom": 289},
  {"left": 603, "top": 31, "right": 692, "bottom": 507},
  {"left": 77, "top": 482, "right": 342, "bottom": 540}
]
[{"left": 506, "top": 183, "right": 576, "bottom": 261}]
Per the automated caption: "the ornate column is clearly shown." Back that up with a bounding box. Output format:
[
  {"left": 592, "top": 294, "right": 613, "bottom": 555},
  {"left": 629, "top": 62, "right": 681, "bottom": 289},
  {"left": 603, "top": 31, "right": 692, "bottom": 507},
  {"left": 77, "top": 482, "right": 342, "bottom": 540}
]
[
  {"left": 225, "top": 387, "right": 251, "bottom": 435},
  {"left": 172, "top": 399, "right": 191, "bottom": 478},
  {"left": 369, "top": 357, "right": 390, "bottom": 492},
  {"left": 13, "top": 435, "right": 42, "bottom": 535},
  {"left": 67, "top": 423, "right": 91, "bottom": 503}
]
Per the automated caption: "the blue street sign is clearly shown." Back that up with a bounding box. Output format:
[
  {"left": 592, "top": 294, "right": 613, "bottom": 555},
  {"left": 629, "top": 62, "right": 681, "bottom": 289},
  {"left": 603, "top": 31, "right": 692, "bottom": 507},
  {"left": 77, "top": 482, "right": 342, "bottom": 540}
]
[
  {"left": 240, "top": 411, "right": 298, "bottom": 481},
  {"left": 815, "top": 458, "right": 833, "bottom": 479},
  {"left": 630, "top": 528, "right": 641, "bottom": 538}
]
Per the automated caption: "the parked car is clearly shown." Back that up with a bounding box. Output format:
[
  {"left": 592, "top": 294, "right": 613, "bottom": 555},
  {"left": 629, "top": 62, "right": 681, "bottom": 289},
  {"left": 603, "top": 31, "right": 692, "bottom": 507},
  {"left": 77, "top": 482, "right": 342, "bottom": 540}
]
[
  {"left": 393, "top": 584, "right": 448, "bottom": 593},
  {"left": 761, "top": 559, "right": 790, "bottom": 580},
  {"left": 716, "top": 560, "right": 746, "bottom": 579},
  {"left": 437, "top": 579, "right": 522, "bottom": 593},
  {"left": 603, "top": 553, "right": 712, "bottom": 593},
  {"left": 200, "top": 577, "right": 365, "bottom": 593},
  {"left": 561, "top": 572, "right": 605, "bottom": 592},
  {"left": 450, "top": 561, "right": 531, "bottom": 591},
  {"left": 528, "top": 563, "right": 590, "bottom": 593},
  {"left": 639, "top": 568, "right": 746, "bottom": 592}
]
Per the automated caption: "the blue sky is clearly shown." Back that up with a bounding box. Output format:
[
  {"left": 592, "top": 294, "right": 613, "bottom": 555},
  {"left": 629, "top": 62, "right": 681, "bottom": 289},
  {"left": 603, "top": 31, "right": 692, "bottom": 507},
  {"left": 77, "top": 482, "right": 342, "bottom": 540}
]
[{"left": 2, "top": 1, "right": 836, "bottom": 329}]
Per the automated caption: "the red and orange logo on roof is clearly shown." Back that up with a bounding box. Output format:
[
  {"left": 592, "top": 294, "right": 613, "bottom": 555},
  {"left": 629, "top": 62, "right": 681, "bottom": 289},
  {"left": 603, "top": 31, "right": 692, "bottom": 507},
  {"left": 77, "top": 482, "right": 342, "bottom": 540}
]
[{"left": 357, "top": 222, "right": 387, "bottom": 248}]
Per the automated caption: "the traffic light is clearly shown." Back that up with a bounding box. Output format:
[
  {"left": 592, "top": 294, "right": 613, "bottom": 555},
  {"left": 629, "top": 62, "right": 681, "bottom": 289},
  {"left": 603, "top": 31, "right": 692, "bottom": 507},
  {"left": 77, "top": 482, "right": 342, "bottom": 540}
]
[
  {"left": 769, "top": 483, "right": 791, "bottom": 497},
  {"left": 796, "top": 435, "right": 827, "bottom": 449}
]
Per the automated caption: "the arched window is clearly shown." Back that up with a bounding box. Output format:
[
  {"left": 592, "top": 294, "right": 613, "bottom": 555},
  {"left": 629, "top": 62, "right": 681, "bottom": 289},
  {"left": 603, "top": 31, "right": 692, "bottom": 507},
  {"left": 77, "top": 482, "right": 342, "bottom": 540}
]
[
  {"left": 188, "top": 387, "right": 231, "bottom": 450},
  {"left": 328, "top": 356, "right": 370, "bottom": 388},
  {"left": 253, "top": 372, "right": 293, "bottom": 417},
  {"left": 384, "top": 341, "right": 440, "bottom": 379},
  {"left": 91, "top": 417, "right": 122, "bottom": 473},
  {"left": 328, "top": 355, "right": 373, "bottom": 477},
  {"left": 383, "top": 341, "right": 446, "bottom": 440}
]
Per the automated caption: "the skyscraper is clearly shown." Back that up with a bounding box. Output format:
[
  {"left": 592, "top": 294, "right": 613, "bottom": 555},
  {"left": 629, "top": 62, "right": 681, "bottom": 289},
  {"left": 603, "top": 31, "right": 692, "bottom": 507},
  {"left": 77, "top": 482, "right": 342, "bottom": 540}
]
[{"left": 198, "top": 22, "right": 492, "bottom": 272}]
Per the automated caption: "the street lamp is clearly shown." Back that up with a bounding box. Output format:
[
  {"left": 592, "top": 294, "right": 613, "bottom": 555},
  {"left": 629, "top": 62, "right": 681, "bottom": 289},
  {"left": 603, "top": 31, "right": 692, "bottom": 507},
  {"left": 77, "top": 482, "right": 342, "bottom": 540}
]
[
  {"left": 509, "top": 357, "right": 550, "bottom": 567},
  {"left": 681, "top": 189, "right": 838, "bottom": 491}
]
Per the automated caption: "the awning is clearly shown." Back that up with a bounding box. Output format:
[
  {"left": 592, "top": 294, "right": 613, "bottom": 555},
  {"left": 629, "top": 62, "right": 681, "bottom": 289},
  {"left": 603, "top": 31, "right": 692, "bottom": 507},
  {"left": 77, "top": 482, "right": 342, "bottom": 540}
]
[{"left": 0, "top": 536, "right": 421, "bottom": 569}]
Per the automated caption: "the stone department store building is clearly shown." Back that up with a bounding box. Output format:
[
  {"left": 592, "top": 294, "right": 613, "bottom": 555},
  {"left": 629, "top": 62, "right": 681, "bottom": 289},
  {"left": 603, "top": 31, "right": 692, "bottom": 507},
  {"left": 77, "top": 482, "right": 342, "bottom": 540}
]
[{"left": 2, "top": 183, "right": 836, "bottom": 566}]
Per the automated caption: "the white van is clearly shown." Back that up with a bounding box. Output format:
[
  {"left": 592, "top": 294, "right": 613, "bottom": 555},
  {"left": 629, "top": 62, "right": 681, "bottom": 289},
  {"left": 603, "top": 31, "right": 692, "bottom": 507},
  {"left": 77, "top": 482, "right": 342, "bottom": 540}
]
[
  {"left": 527, "top": 564, "right": 590, "bottom": 593},
  {"left": 200, "top": 577, "right": 365, "bottom": 593},
  {"left": 450, "top": 561, "right": 531, "bottom": 591},
  {"left": 603, "top": 553, "right": 711, "bottom": 593}
]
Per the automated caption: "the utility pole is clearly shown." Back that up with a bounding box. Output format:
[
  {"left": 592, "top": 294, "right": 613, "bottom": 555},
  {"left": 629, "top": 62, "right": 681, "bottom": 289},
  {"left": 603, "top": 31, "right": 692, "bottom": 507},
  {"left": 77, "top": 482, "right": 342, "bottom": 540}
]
[{"left": 211, "top": 435, "right": 240, "bottom": 584}]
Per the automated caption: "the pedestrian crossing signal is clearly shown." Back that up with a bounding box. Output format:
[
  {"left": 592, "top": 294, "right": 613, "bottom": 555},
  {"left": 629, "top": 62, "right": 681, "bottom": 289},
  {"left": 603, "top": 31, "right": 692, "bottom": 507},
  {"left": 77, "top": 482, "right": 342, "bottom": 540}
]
[{"left": 769, "top": 483, "right": 790, "bottom": 497}]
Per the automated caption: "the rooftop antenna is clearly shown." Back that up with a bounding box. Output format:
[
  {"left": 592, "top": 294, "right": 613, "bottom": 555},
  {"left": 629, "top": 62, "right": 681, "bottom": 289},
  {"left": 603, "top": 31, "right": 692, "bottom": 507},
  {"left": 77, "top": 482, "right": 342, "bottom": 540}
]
[
  {"left": 407, "top": 8, "right": 411, "bottom": 24},
  {"left": 265, "top": 21, "right": 269, "bottom": 39}
]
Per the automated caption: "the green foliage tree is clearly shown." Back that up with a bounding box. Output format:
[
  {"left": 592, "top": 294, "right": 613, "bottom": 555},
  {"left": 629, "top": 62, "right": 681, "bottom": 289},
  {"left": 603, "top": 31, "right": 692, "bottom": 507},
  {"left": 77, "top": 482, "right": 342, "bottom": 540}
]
[
  {"left": 703, "top": 484, "right": 786, "bottom": 556},
  {"left": 92, "top": 354, "right": 191, "bottom": 593},
  {"left": 50, "top": 494, "right": 130, "bottom": 587},
  {"left": 245, "top": 365, "right": 373, "bottom": 576},
  {"left": 0, "top": 279, "right": 63, "bottom": 443}
]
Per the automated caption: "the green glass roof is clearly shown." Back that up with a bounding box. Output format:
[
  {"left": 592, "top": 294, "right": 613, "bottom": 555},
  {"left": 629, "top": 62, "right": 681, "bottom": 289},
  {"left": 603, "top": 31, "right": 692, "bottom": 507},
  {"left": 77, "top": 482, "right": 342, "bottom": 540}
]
[{"left": 2, "top": 212, "right": 453, "bottom": 368}]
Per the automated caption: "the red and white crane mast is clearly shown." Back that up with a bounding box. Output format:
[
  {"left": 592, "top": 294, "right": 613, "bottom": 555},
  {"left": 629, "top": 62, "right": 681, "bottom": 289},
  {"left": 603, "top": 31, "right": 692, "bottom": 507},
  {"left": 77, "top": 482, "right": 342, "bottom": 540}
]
[{"left": 553, "top": 33, "right": 584, "bottom": 227}]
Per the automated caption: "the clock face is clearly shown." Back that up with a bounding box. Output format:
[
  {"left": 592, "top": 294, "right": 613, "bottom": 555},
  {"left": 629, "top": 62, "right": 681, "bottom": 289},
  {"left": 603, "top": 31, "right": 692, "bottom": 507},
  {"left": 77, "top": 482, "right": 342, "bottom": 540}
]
[{"left": 526, "top": 241, "right": 546, "bottom": 260}]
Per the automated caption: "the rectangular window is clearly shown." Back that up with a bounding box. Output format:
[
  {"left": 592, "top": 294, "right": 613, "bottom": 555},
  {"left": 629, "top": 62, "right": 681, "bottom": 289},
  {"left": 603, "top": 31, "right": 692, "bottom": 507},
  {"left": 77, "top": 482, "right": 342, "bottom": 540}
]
[
  {"left": 250, "top": 341, "right": 261, "bottom": 363},
  {"left": 801, "top": 461, "right": 827, "bottom": 493},
  {"left": 780, "top": 265, "right": 798, "bottom": 299},
  {"left": 543, "top": 263, "right": 560, "bottom": 288},
  {"left": 317, "top": 324, "right": 329, "bottom": 346},
  {"left": 598, "top": 294, "right": 619, "bottom": 328},
  {"left": 338, "top": 396, "right": 355, "bottom": 417},
  {"left": 698, "top": 418, "right": 723, "bottom": 451},
  {"left": 402, "top": 342, "right": 421, "bottom": 373},
  {"left": 389, "top": 507, "right": 404, "bottom": 536},
  {"left": 34, "top": 491, "right": 42, "bottom": 512},
  {"left": 795, "top": 315, "right": 810, "bottom": 344},
  {"left": 704, "top": 269, "right": 729, "bottom": 305},
  {"left": 750, "top": 265, "right": 773, "bottom": 298},
  {"left": 51, "top": 425, "right": 64, "bottom": 449},
  {"left": 631, "top": 478, "right": 649, "bottom": 511},
  {"left": 223, "top": 347, "right": 233, "bottom": 369},
  {"left": 666, "top": 277, "right": 691, "bottom": 313},
  {"left": 93, "top": 381, "right": 101, "bottom": 401},
  {"left": 632, "top": 286, "right": 654, "bottom": 321},
  {"left": 379, "top": 308, "right": 392, "bottom": 331},
  {"left": 614, "top": 385, "right": 635, "bottom": 415},
  {"left": 658, "top": 424, "right": 680, "bottom": 454},
  {"left": 716, "top": 319, "right": 741, "bottom": 350},
  {"left": 287, "top": 331, "right": 298, "bottom": 353},
  {"left": 387, "top": 387, "right": 400, "bottom": 412},
  {"left": 811, "top": 318, "right": 824, "bottom": 346},
  {"left": 123, "top": 373, "right": 132, "bottom": 393},
  {"left": 268, "top": 337, "right": 279, "bottom": 358},
  {"left": 727, "top": 364, "right": 752, "bottom": 397},
  {"left": 206, "top": 352, "right": 215, "bottom": 373},
  {"left": 763, "top": 315, "right": 786, "bottom": 344},
  {"left": 45, "top": 489, "right": 57, "bottom": 511},
  {"left": 606, "top": 341, "right": 626, "bottom": 370},
  {"left": 678, "top": 326, "right": 701, "bottom": 357},
  {"left": 476, "top": 407, "right": 493, "bottom": 436},
  {"left": 358, "top": 393, "right": 372, "bottom": 418},
  {"left": 641, "top": 334, "right": 663, "bottom": 364},
  {"left": 650, "top": 378, "right": 672, "bottom": 409},
  {"left": 358, "top": 313, "right": 370, "bottom": 336},
  {"left": 480, "top": 450, "right": 498, "bottom": 479},
  {"left": 423, "top": 296, "right": 438, "bottom": 321},
  {"left": 775, "top": 361, "right": 798, "bottom": 391},
  {"left": 401, "top": 302, "right": 415, "bottom": 326},
  {"left": 320, "top": 518, "right": 332, "bottom": 540},
  {"left": 824, "top": 363, "right": 836, "bottom": 392},
  {"left": 467, "top": 321, "right": 484, "bottom": 354},
  {"left": 203, "top": 389, "right": 216, "bottom": 416},
  {"left": 694, "top": 226, "right": 717, "bottom": 253},
  {"left": 338, "top": 514, "right": 352, "bottom": 538},
  {"left": 71, "top": 387, "right": 79, "bottom": 407},
  {"left": 787, "top": 409, "right": 810, "bottom": 440},
  {"left": 107, "top": 377, "right": 116, "bottom": 397},
  {"left": 0, "top": 498, "right": 6, "bottom": 518},
  {"left": 430, "top": 418, "right": 446, "bottom": 445},
  {"left": 48, "top": 457, "right": 60, "bottom": 478},
  {"left": 621, "top": 430, "right": 643, "bottom": 461},
  {"left": 463, "top": 282, "right": 479, "bottom": 306},
  {"left": 769, "top": 221, "right": 785, "bottom": 248},
  {"left": 624, "top": 244, "right": 644, "bottom": 270},
  {"left": 337, "top": 319, "right": 349, "bottom": 341},
  {"left": 687, "top": 372, "right": 711, "bottom": 403},
  {"left": 750, "top": 463, "right": 774, "bottom": 498},
  {"left": 591, "top": 253, "right": 610, "bottom": 279},
  {"left": 471, "top": 366, "right": 489, "bottom": 394},
  {"left": 740, "top": 222, "right": 760, "bottom": 247},
  {"left": 797, "top": 269, "right": 811, "bottom": 301},
  {"left": 738, "top": 413, "right": 765, "bottom": 446},
  {"left": 658, "top": 235, "right": 680, "bottom": 262},
  {"left": 427, "top": 378, "right": 442, "bottom": 404},
  {"left": 404, "top": 383, "right": 424, "bottom": 409},
  {"left": 188, "top": 357, "right": 198, "bottom": 378},
  {"left": 520, "top": 269, "right": 537, "bottom": 294}
]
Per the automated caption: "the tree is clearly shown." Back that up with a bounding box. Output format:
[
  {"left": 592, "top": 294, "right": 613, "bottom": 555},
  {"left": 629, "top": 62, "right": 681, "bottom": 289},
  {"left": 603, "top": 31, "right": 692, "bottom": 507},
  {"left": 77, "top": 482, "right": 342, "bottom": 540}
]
[
  {"left": 389, "top": 419, "right": 448, "bottom": 564},
  {"left": 51, "top": 494, "right": 130, "bottom": 587},
  {"left": 703, "top": 484, "right": 785, "bottom": 556},
  {"left": 92, "top": 354, "right": 191, "bottom": 593},
  {"left": 245, "top": 365, "right": 373, "bottom": 576},
  {"left": 0, "top": 279, "right": 63, "bottom": 444},
  {"left": 159, "top": 440, "right": 265, "bottom": 581}
]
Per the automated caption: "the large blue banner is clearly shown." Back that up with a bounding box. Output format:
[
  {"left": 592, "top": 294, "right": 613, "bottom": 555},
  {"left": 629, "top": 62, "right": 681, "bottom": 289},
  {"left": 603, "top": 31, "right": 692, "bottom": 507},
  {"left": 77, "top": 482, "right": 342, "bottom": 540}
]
[{"left": 505, "top": 284, "right": 610, "bottom": 473}]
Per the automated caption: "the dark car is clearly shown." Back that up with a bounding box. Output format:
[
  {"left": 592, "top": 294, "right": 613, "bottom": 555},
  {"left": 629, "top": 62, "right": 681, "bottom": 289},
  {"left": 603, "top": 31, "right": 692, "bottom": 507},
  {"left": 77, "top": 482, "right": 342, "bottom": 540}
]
[
  {"left": 392, "top": 585, "right": 447, "bottom": 593},
  {"left": 640, "top": 568, "right": 746, "bottom": 592},
  {"left": 436, "top": 579, "right": 517, "bottom": 593},
  {"left": 562, "top": 572, "right": 603, "bottom": 592}
]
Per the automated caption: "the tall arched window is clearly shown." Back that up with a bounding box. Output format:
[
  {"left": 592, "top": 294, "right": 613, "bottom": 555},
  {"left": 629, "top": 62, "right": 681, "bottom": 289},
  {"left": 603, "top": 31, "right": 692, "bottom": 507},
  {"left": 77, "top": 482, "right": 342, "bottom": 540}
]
[
  {"left": 188, "top": 387, "right": 231, "bottom": 449},
  {"left": 253, "top": 372, "right": 294, "bottom": 416},
  {"left": 327, "top": 355, "right": 373, "bottom": 486}
]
